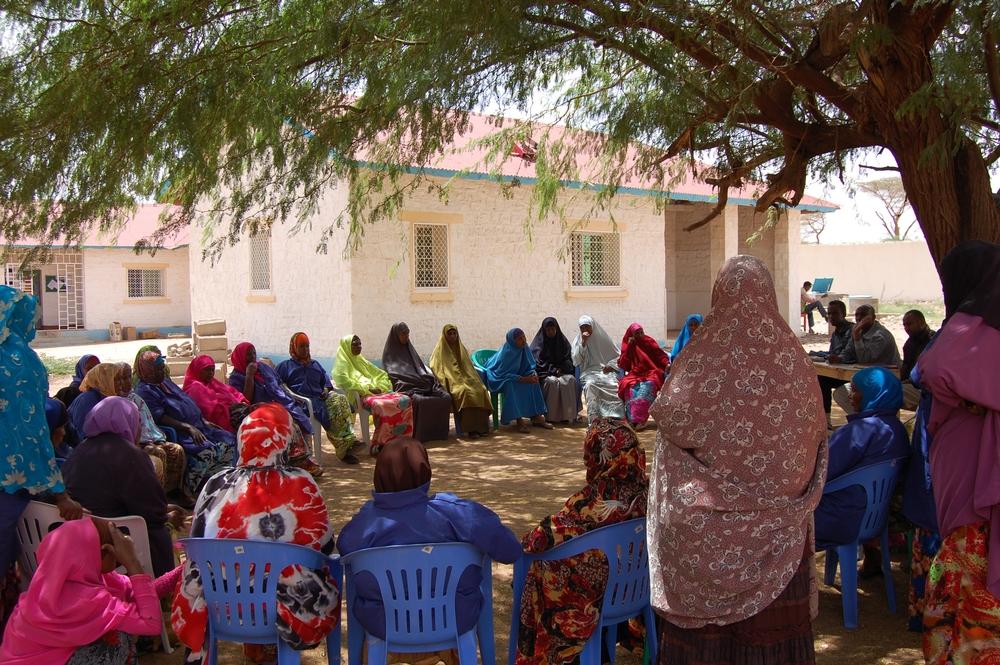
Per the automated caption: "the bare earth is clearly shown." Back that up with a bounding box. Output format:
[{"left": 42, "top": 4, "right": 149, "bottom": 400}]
[{"left": 39, "top": 315, "right": 926, "bottom": 664}]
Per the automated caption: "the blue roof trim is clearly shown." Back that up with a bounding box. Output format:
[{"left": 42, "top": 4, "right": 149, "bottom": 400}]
[{"left": 353, "top": 159, "right": 839, "bottom": 213}]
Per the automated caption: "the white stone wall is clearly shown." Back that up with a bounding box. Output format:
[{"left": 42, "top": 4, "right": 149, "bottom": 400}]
[
  {"left": 738, "top": 207, "right": 776, "bottom": 276},
  {"left": 188, "top": 184, "right": 354, "bottom": 361},
  {"left": 83, "top": 247, "right": 191, "bottom": 330},
  {"left": 349, "top": 177, "right": 669, "bottom": 355},
  {"left": 667, "top": 205, "right": 713, "bottom": 329},
  {"left": 799, "top": 240, "right": 940, "bottom": 302}
]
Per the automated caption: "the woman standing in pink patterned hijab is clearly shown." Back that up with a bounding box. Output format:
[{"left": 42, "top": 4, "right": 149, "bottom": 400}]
[{"left": 648, "top": 255, "right": 828, "bottom": 665}]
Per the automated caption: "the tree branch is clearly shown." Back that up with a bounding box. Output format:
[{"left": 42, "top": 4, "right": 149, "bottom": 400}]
[{"left": 859, "top": 163, "right": 900, "bottom": 172}]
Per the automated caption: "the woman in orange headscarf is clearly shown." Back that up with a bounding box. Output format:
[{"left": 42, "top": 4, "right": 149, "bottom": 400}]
[{"left": 277, "top": 332, "right": 360, "bottom": 464}]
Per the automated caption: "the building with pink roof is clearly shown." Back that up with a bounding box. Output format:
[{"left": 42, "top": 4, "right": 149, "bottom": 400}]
[
  {"left": 186, "top": 112, "right": 837, "bottom": 365},
  {"left": 2, "top": 204, "right": 190, "bottom": 335}
]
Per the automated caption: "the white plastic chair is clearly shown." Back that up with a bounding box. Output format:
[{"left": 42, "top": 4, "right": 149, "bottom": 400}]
[
  {"left": 355, "top": 394, "right": 372, "bottom": 446},
  {"left": 16, "top": 500, "right": 174, "bottom": 653},
  {"left": 282, "top": 383, "right": 324, "bottom": 465}
]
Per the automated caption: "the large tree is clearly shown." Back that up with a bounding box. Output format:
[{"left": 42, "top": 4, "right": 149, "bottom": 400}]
[{"left": 1, "top": 1, "right": 998, "bottom": 264}]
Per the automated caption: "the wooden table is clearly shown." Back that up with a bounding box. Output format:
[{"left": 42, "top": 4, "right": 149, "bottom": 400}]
[{"left": 812, "top": 359, "right": 898, "bottom": 381}]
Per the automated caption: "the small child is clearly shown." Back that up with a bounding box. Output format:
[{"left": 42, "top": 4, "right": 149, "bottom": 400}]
[{"left": 44, "top": 397, "right": 72, "bottom": 460}]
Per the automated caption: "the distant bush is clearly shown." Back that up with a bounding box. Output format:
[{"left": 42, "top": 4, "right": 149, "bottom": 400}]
[{"left": 39, "top": 354, "right": 77, "bottom": 376}]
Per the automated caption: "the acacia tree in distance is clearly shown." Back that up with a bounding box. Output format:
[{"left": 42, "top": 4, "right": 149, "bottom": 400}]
[
  {"left": 800, "top": 212, "right": 828, "bottom": 245},
  {"left": 1, "top": 1, "right": 998, "bottom": 266},
  {"left": 857, "top": 177, "right": 919, "bottom": 241}
]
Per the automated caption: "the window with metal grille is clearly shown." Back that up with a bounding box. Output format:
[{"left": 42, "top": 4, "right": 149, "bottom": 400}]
[
  {"left": 126, "top": 269, "right": 164, "bottom": 298},
  {"left": 571, "top": 231, "right": 621, "bottom": 287},
  {"left": 249, "top": 231, "right": 272, "bottom": 292},
  {"left": 412, "top": 224, "right": 449, "bottom": 289}
]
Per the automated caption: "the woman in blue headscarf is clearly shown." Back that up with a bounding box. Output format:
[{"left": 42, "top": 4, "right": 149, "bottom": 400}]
[
  {"left": 484, "top": 328, "right": 549, "bottom": 433},
  {"left": 814, "top": 367, "right": 910, "bottom": 548},
  {"left": 0, "top": 286, "right": 84, "bottom": 629},
  {"left": 670, "top": 314, "right": 703, "bottom": 359}
]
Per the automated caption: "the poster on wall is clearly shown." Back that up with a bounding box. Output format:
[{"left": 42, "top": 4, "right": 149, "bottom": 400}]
[{"left": 45, "top": 275, "right": 69, "bottom": 292}]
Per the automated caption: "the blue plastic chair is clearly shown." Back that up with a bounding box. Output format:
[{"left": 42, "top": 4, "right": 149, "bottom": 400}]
[
  {"left": 821, "top": 457, "right": 907, "bottom": 629},
  {"left": 180, "top": 538, "right": 343, "bottom": 664},
  {"left": 508, "top": 518, "right": 656, "bottom": 665},
  {"left": 471, "top": 349, "right": 501, "bottom": 430},
  {"left": 342, "top": 542, "right": 495, "bottom": 665}
]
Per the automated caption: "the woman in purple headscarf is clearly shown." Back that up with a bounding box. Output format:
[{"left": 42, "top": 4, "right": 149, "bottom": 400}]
[
  {"left": 918, "top": 241, "right": 1000, "bottom": 663},
  {"left": 62, "top": 397, "right": 180, "bottom": 576}
]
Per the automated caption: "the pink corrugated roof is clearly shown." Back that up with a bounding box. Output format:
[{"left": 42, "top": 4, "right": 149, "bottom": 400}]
[
  {"left": 354, "top": 111, "right": 838, "bottom": 211},
  {"left": 4, "top": 204, "right": 189, "bottom": 250}
]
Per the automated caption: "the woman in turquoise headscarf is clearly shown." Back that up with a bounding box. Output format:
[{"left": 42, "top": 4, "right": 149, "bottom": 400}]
[
  {"left": 484, "top": 328, "right": 549, "bottom": 432},
  {"left": 670, "top": 314, "right": 703, "bottom": 359},
  {"left": 0, "top": 286, "right": 83, "bottom": 627},
  {"left": 815, "top": 366, "right": 910, "bottom": 548}
]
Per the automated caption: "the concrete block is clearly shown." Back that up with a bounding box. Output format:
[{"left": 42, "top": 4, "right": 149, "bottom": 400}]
[
  {"left": 214, "top": 362, "right": 228, "bottom": 383},
  {"left": 200, "top": 348, "right": 229, "bottom": 363},
  {"left": 165, "top": 358, "right": 191, "bottom": 376},
  {"left": 194, "top": 319, "right": 227, "bottom": 336},
  {"left": 196, "top": 335, "right": 228, "bottom": 351}
]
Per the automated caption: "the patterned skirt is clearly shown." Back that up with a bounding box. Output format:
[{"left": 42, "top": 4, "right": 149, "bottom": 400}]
[
  {"left": 363, "top": 393, "right": 413, "bottom": 454},
  {"left": 515, "top": 549, "right": 643, "bottom": 665},
  {"left": 323, "top": 392, "right": 359, "bottom": 459},
  {"left": 908, "top": 528, "right": 942, "bottom": 632},
  {"left": 658, "top": 548, "right": 815, "bottom": 665},
  {"left": 65, "top": 631, "right": 136, "bottom": 665},
  {"left": 923, "top": 521, "right": 1000, "bottom": 663},
  {"left": 625, "top": 380, "right": 657, "bottom": 426},
  {"left": 143, "top": 442, "right": 187, "bottom": 494}
]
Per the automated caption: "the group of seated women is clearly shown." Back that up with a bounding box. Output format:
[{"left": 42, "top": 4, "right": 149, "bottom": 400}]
[
  {"left": 2, "top": 401, "right": 653, "bottom": 665},
  {"left": 332, "top": 315, "right": 702, "bottom": 443}
]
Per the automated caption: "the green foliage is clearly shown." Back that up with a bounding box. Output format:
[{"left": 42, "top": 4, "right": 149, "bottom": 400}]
[
  {"left": 0, "top": 1, "right": 996, "bottom": 259},
  {"left": 38, "top": 353, "right": 76, "bottom": 376}
]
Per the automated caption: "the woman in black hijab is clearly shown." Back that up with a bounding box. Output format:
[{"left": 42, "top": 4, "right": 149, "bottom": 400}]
[
  {"left": 529, "top": 317, "right": 580, "bottom": 424},
  {"left": 382, "top": 322, "right": 453, "bottom": 442}
]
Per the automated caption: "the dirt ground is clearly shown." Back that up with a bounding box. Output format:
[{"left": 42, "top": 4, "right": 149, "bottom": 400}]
[
  {"left": 133, "top": 423, "right": 923, "bottom": 665},
  {"left": 39, "top": 311, "right": 931, "bottom": 664}
]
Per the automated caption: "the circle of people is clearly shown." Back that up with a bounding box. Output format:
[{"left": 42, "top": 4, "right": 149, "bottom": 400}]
[{"left": 0, "top": 243, "right": 996, "bottom": 665}]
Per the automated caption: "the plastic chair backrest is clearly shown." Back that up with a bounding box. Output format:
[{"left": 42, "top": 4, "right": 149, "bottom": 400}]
[
  {"left": 523, "top": 518, "right": 649, "bottom": 624},
  {"left": 342, "top": 542, "right": 487, "bottom": 649},
  {"left": 16, "top": 502, "right": 154, "bottom": 578},
  {"left": 181, "top": 538, "right": 341, "bottom": 643},
  {"left": 470, "top": 349, "right": 497, "bottom": 371},
  {"left": 823, "top": 458, "right": 906, "bottom": 542},
  {"left": 16, "top": 500, "right": 62, "bottom": 578}
]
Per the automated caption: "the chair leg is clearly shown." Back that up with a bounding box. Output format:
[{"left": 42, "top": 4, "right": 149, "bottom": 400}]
[
  {"left": 160, "top": 620, "right": 173, "bottom": 654},
  {"left": 880, "top": 528, "right": 897, "bottom": 614},
  {"left": 823, "top": 548, "right": 838, "bottom": 586},
  {"left": 604, "top": 623, "right": 618, "bottom": 665},
  {"left": 366, "top": 637, "right": 388, "bottom": 665},
  {"left": 643, "top": 605, "right": 658, "bottom": 665},
  {"left": 456, "top": 631, "right": 479, "bottom": 665},
  {"left": 206, "top": 635, "right": 219, "bottom": 665},
  {"left": 327, "top": 620, "right": 342, "bottom": 665},
  {"left": 836, "top": 543, "right": 859, "bottom": 629},
  {"left": 491, "top": 393, "right": 500, "bottom": 430},
  {"left": 277, "top": 638, "right": 302, "bottom": 664},
  {"left": 347, "top": 616, "right": 365, "bottom": 665},
  {"left": 579, "top": 627, "right": 603, "bottom": 665}
]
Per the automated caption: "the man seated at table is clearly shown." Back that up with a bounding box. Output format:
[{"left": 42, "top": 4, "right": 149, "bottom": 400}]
[
  {"left": 816, "top": 300, "right": 853, "bottom": 428},
  {"left": 900, "top": 309, "right": 935, "bottom": 411},
  {"left": 831, "top": 304, "right": 901, "bottom": 415},
  {"left": 801, "top": 281, "right": 828, "bottom": 333}
]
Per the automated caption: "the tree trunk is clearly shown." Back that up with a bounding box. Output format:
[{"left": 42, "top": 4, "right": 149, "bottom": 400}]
[
  {"left": 890, "top": 138, "right": 1000, "bottom": 267},
  {"left": 859, "top": 3, "right": 1000, "bottom": 268}
]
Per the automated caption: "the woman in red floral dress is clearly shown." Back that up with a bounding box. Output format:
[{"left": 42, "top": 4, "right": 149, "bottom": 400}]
[{"left": 171, "top": 404, "right": 339, "bottom": 665}]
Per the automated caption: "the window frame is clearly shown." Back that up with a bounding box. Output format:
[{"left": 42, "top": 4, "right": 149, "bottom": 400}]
[
  {"left": 569, "top": 229, "right": 622, "bottom": 290},
  {"left": 410, "top": 222, "right": 451, "bottom": 292},
  {"left": 125, "top": 267, "right": 165, "bottom": 299},
  {"left": 248, "top": 230, "right": 273, "bottom": 295}
]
